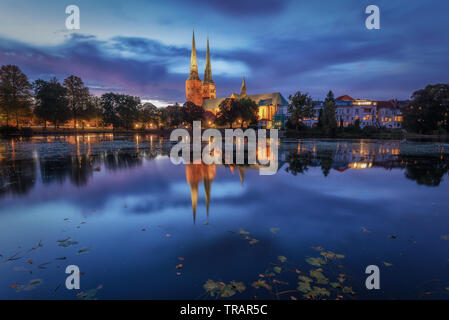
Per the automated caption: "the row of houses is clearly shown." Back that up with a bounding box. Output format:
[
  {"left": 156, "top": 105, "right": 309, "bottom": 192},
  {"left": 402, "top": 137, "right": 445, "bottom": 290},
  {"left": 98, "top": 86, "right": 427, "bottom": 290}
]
[{"left": 274, "top": 95, "right": 408, "bottom": 129}]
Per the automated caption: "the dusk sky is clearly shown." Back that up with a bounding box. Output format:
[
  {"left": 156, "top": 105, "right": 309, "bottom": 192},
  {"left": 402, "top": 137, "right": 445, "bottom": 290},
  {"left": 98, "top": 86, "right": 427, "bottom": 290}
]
[{"left": 0, "top": 0, "right": 448, "bottom": 105}]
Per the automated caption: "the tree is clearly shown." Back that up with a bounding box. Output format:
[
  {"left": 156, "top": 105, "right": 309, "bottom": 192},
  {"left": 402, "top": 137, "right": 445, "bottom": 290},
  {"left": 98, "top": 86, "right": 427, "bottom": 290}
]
[
  {"left": 163, "top": 104, "right": 183, "bottom": 128},
  {"left": 100, "top": 93, "right": 140, "bottom": 129},
  {"left": 182, "top": 101, "right": 204, "bottom": 126},
  {"left": 63, "top": 75, "right": 90, "bottom": 129},
  {"left": 215, "top": 98, "right": 238, "bottom": 127},
  {"left": 80, "top": 95, "right": 103, "bottom": 129},
  {"left": 139, "top": 102, "right": 159, "bottom": 128},
  {"left": 237, "top": 98, "right": 258, "bottom": 127},
  {"left": 215, "top": 98, "right": 258, "bottom": 127},
  {"left": 321, "top": 90, "right": 337, "bottom": 135},
  {"left": 0, "top": 65, "right": 32, "bottom": 127},
  {"left": 288, "top": 91, "right": 313, "bottom": 129},
  {"left": 403, "top": 84, "right": 449, "bottom": 134},
  {"left": 33, "top": 78, "right": 71, "bottom": 129}
]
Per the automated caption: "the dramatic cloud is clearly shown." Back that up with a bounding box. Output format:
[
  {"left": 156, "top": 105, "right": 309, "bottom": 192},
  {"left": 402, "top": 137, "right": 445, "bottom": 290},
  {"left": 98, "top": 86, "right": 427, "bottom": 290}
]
[{"left": 0, "top": 0, "right": 448, "bottom": 102}]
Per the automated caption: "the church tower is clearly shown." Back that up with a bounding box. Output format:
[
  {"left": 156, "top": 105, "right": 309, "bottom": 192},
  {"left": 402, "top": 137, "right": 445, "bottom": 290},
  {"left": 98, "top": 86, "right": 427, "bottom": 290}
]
[
  {"left": 240, "top": 76, "right": 247, "bottom": 97},
  {"left": 185, "top": 30, "right": 204, "bottom": 106},
  {"left": 202, "top": 37, "right": 216, "bottom": 100}
]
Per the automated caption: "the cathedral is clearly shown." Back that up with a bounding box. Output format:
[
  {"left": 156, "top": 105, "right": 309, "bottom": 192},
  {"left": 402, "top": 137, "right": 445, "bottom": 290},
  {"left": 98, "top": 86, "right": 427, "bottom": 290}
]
[{"left": 185, "top": 31, "right": 288, "bottom": 127}]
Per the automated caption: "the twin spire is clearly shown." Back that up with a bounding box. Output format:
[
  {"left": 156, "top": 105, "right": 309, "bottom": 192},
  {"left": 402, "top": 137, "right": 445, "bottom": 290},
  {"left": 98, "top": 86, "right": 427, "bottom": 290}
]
[{"left": 188, "top": 30, "right": 213, "bottom": 84}]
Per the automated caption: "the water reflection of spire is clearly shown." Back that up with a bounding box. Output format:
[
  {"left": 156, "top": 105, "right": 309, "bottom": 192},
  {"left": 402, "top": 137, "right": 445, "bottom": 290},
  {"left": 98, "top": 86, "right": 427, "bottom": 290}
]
[
  {"left": 238, "top": 166, "right": 245, "bottom": 185},
  {"left": 185, "top": 163, "right": 216, "bottom": 223}
]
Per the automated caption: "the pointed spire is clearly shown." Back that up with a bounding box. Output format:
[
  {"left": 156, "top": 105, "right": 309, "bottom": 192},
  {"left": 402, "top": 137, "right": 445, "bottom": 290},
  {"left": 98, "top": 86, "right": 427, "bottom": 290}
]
[
  {"left": 240, "top": 75, "right": 247, "bottom": 97},
  {"left": 203, "top": 37, "right": 214, "bottom": 84},
  {"left": 188, "top": 29, "right": 200, "bottom": 81}
]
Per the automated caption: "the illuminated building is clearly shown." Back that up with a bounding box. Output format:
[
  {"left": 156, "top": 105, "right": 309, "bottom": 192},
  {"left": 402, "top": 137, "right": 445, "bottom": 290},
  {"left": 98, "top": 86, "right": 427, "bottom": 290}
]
[
  {"left": 376, "top": 100, "right": 404, "bottom": 128},
  {"left": 185, "top": 31, "right": 288, "bottom": 128}
]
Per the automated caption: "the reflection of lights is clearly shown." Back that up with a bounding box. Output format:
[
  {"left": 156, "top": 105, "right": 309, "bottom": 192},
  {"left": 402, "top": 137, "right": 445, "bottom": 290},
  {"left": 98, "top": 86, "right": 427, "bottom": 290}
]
[{"left": 349, "top": 162, "right": 372, "bottom": 169}]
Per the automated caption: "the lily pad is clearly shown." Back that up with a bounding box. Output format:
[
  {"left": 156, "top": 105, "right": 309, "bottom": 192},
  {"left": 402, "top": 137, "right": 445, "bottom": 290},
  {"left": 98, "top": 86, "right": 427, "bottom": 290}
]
[
  {"left": 278, "top": 256, "right": 287, "bottom": 263},
  {"left": 252, "top": 279, "right": 272, "bottom": 291},
  {"left": 306, "top": 257, "right": 326, "bottom": 267}
]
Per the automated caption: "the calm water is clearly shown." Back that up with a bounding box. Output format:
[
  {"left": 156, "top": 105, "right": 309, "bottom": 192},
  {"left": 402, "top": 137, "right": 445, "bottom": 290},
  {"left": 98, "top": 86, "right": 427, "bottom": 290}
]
[{"left": 0, "top": 135, "right": 448, "bottom": 300}]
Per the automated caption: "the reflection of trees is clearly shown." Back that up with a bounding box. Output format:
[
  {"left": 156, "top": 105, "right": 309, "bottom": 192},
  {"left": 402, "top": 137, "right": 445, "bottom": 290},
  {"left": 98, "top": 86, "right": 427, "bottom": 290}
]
[
  {"left": 104, "top": 150, "right": 143, "bottom": 171},
  {"left": 284, "top": 146, "right": 449, "bottom": 187},
  {"left": 40, "top": 157, "right": 72, "bottom": 185},
  {"left": 0, "top": 145, "right": 165, "bottom": 198},
  {"left": 285, "top": 151, "right": 313, "bottom": 175},
  {"left": 320, "top": 150, "right": 334, "bottom": 177},
  {"left": 0, "top": 158, "right": 36, "bottom": 197},
  {"left": 400, "top": 155, "right": 449, "bottom": 187},
  {"left": 70, "top": 154, "right": 94, "bottom": 187}
]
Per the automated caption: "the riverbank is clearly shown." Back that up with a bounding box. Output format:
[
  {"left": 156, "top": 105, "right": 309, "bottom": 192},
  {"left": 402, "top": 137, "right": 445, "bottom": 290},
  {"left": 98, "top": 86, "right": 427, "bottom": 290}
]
[{"left": 1, "top": 126, "right": 448, "bottom": 141}]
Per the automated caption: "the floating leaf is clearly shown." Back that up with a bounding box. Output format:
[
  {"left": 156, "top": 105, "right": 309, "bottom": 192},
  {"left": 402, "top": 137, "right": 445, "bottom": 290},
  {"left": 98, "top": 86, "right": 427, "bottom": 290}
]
[
  {"left": 310, "top": 269, "right": 328, "bottom": 285},
  {"left": 10, "top": 283, "right": 19, "bottom": 289},
  {"left": 230, "top": 281, "right": 246, "bottom": 293},
  {"left": 204, "top": 279, "right": 219, "bottom": 296},
  {"left": 330, "top": 282, "right": 341, "bottom": 289},
  {"left": 298, "top": 275, "right": 313, "bottom": 283},
  {"left": 77, "top": 287, "right": 101, "bottom": 300},
  {"left": 15, "top": 279, "right": 43, "bottom": 292},
  {"left": 297, "top": 281, "right": 312, "bottom": 293},
  {"left": 383, "top": 261, "right": 393, "bottom": 267},
  {"left": 273, "top": 266, "right": 282, "bottom": 274},
  {"left": 306, "top": 257, "right": 326, "bottom": 267},
  {"left": 204, "top": 279, "right": 245, "bottom": 298},
  {"left": 248, "top": 238, "right": 259, "bottom": 245},
  {"left": 220, "top": 285, "right": 236, "bottom": 298},
  {"left": 269, "top": 228, "right": 279, "bottom": 234},
  {"left": 304, "top": 286, "right": 330, "bottom": 299},
  {"left": 342, "top": 286, "right": 355, "bottom": 295},
  {"left": 441, "top": 235, "right": 449, "bottom": 240},
  {"left": 278, "top": 256, "right": 287, "bottom": 263},
  {"left": 238, "top": 228, "right": 250, "bottom": 236},
  {"left": 312, "top": 246, "right": 324, "bottom": 251},
  {"left": 77, "top": 247, "right": 91, "bottom": 255},
  {"left": 175, "top": 264, "right": 183, "bottom": 269},
  {"left": 252, "top": 279, "right": 272, "bottom": 291}
]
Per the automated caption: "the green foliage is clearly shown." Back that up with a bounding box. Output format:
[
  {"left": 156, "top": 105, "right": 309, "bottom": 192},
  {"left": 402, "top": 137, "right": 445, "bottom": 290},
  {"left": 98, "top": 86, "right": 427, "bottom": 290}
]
[
  {"left": 237, "top": 98, "right": 258, "bottom": 126},
  {"left": 321, "top": 91, "right": 337, "bottom": 136},
  {"left": 215, "top": 98, "right": 238, "bottom": 127},
  {"left": 63, "top": 75, "right": 90, "bottom": 129},
  {"left": 288, "top": 91, "right": 313, "bottom": 129},
  {"left": 0, "top": 65, "right": 33, "bottom": 127},
  {"left": 33, "top": 78, "right": 70, "bottom": 129},
  {"left": 139, "top": 102, "right": 159, "bottom": 128},
  {"left": 215, "top": 98, "right": 258, "bottom": 127},
  {"left": 100, "top": 92, "right": 140, "bottom": 129},
  {"left": 403, "top": 84, "right": 449, "bottom": 134},
  {"left": 182, "top": 101, "right": 205, "bottom": 125}
]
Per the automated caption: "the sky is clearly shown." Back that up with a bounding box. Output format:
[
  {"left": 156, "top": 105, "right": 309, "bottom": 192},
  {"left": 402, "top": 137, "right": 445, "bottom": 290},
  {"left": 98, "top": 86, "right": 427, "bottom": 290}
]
[{"left": 0, "top": 0, "right": 448, "bottom": 106}]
